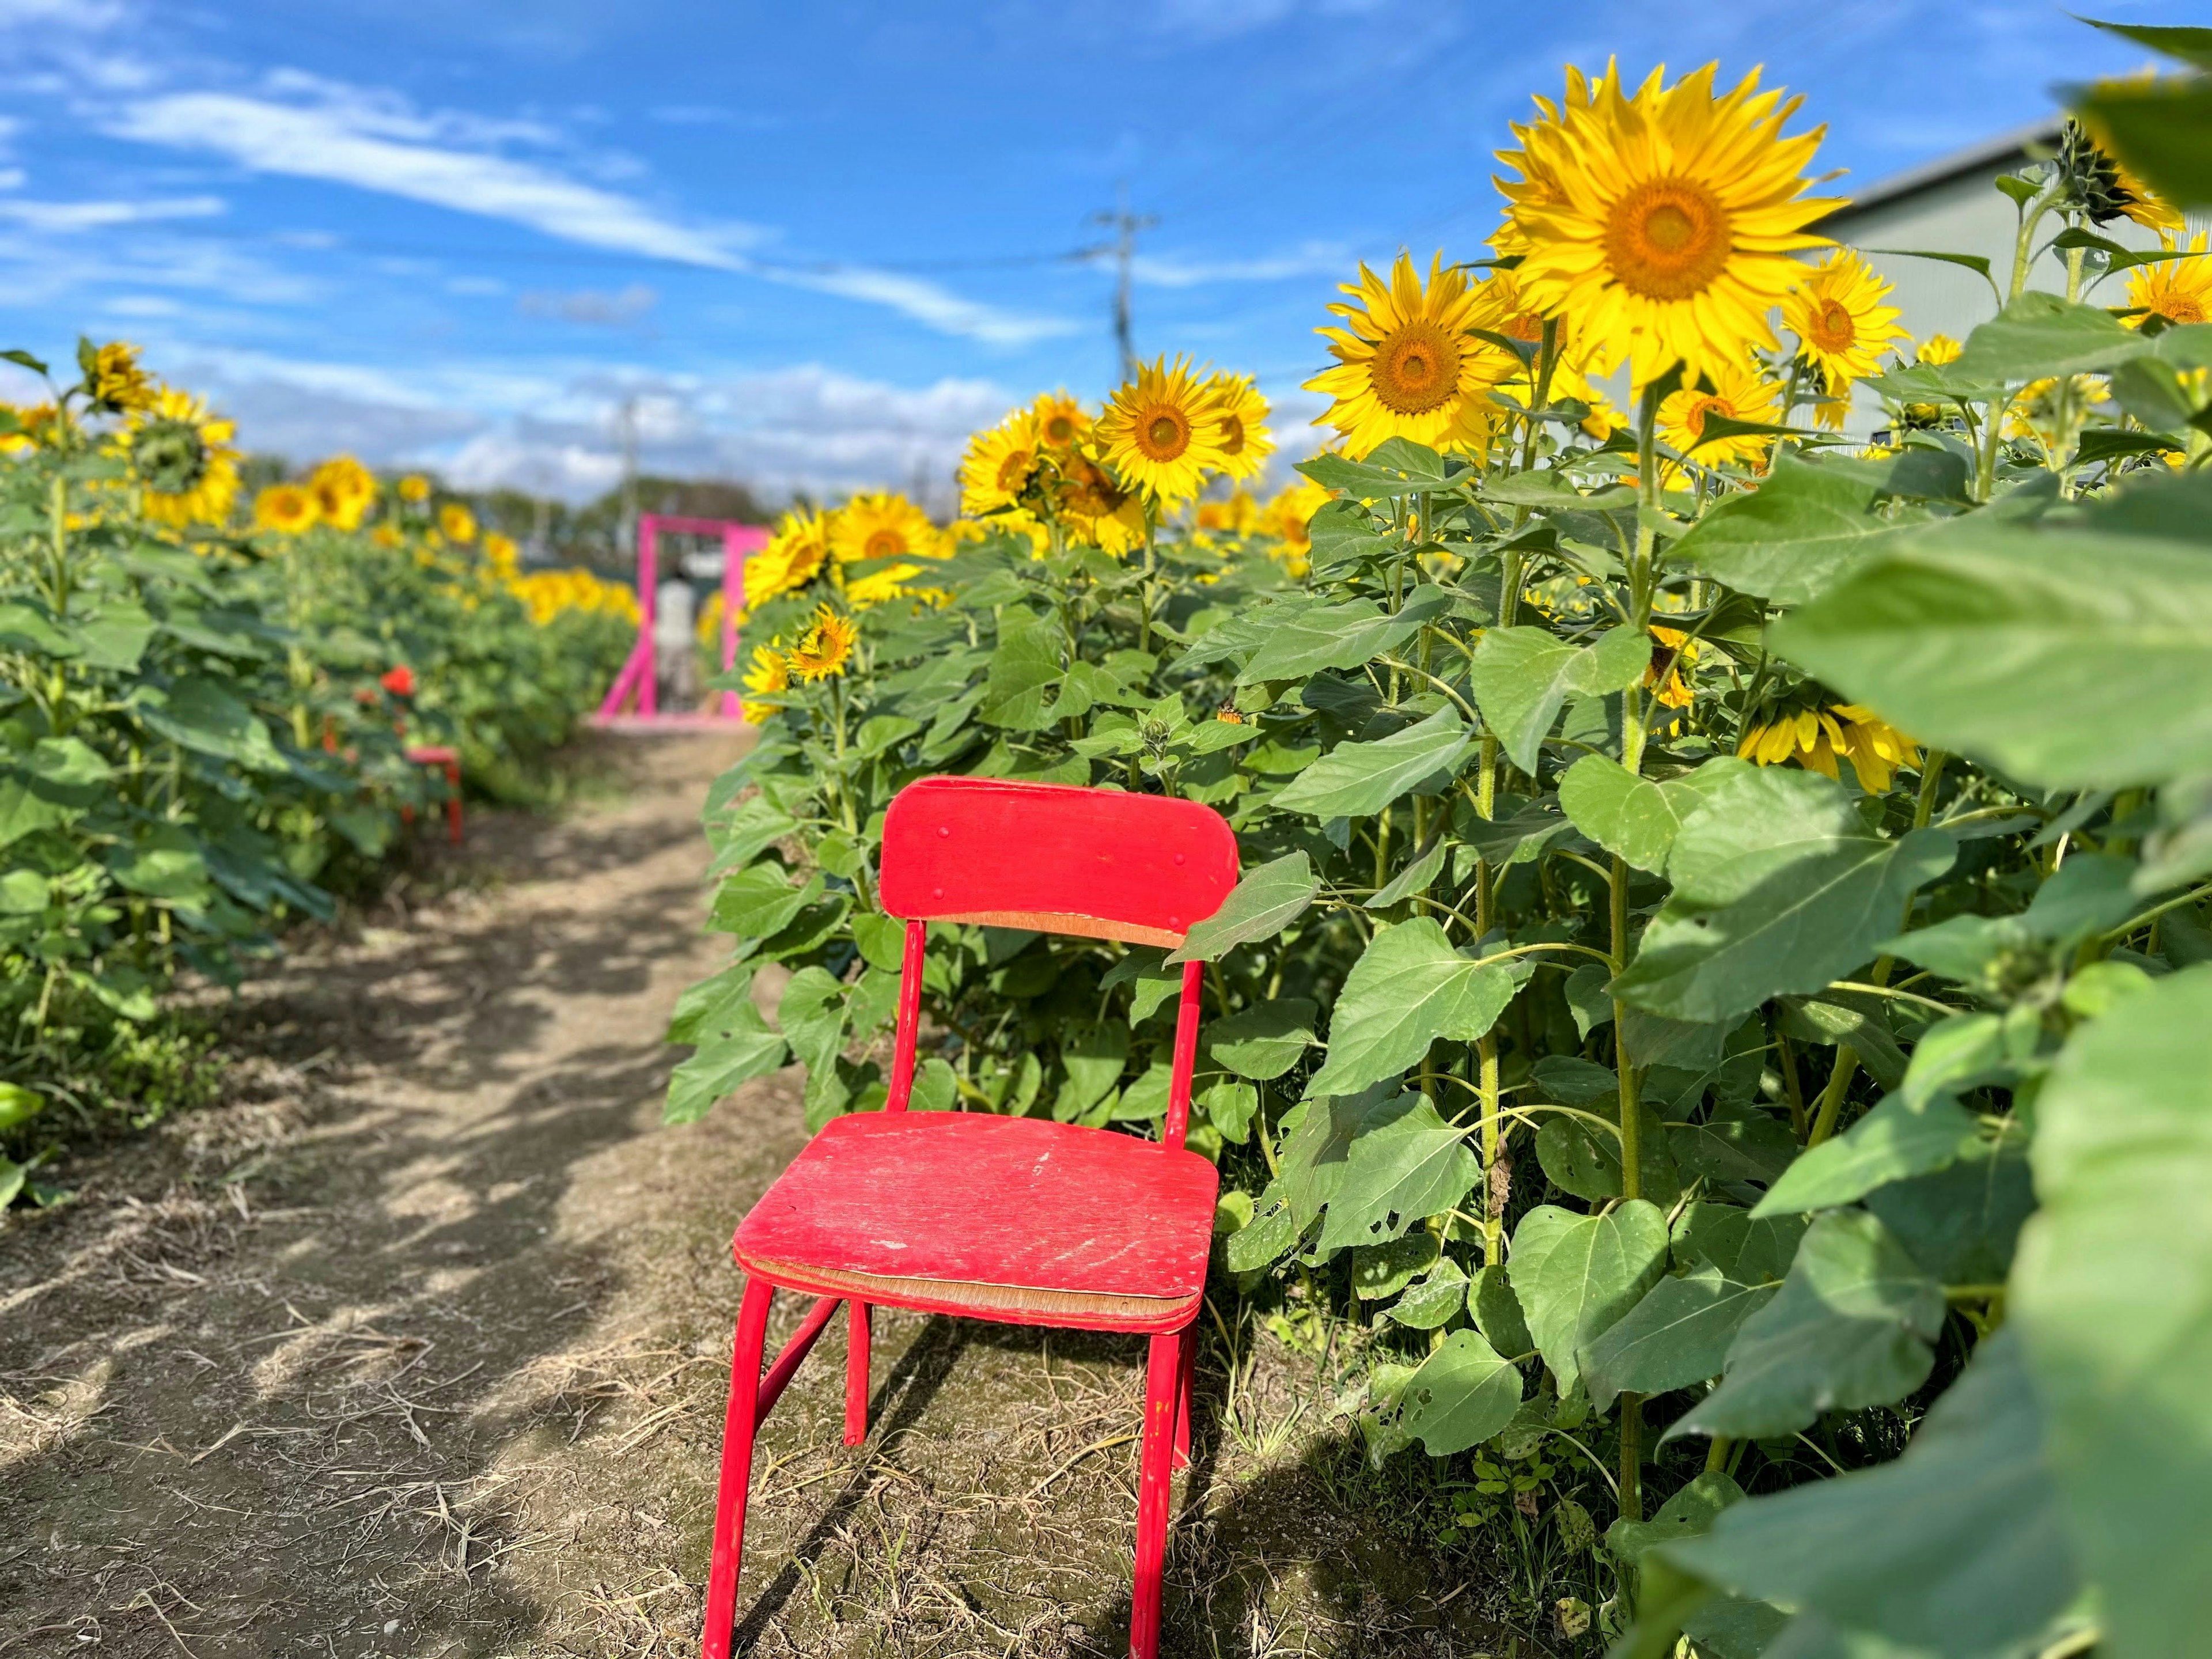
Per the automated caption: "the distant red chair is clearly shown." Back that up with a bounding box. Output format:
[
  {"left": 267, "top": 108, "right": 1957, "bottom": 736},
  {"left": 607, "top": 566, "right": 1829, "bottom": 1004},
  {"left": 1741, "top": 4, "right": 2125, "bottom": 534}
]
[
  {"left": 701, "top": 777, "right": 1240, "bottom": 1659},
  {"left": 403, "top": 744, "right": 464, "bottom": 846}
]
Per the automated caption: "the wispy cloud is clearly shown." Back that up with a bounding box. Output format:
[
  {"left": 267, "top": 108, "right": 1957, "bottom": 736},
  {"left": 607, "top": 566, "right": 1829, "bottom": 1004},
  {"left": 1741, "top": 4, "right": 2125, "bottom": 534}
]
[
  {"left": 0, "top": 194, "right": 224, "bottom": 232},
  {"left": 1133, "top": 241, "right": 1352, "bottom": 289},
  {"left": 100, "top": 77, "right": 1072, "bottom": 346},
  {"left": 105, "top": 90, "right": 756, "bottom": 267}
]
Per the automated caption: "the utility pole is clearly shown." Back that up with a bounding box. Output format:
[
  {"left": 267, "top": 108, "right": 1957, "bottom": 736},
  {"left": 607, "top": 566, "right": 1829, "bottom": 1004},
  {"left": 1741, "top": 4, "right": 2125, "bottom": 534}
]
[
  {"left": 1089, "top": 183, "right": 1157, "bottom": 381},
  {"left": 616, "top": 393, "right": 639, "bottom": 569}
]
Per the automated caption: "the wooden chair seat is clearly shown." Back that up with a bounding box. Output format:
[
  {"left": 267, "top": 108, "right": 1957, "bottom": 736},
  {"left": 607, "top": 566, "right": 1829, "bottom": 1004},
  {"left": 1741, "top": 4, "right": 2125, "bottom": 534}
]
[{"left": 733, "top": 1111, "right": 1219, "bottom": 1335}]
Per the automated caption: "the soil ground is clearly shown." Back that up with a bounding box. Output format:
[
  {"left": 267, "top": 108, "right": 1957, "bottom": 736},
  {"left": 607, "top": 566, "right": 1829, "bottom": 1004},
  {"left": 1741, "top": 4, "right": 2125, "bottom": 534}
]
[{"left": 0, "top": 733, "right": 1551, "bottom": 1659}]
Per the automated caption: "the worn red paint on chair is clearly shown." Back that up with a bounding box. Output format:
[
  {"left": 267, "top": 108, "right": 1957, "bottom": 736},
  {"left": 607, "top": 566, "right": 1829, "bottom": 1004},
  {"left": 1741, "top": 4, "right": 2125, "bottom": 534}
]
[{"left": 700, "top": 777, "right": 1237, "bottom": 1659}]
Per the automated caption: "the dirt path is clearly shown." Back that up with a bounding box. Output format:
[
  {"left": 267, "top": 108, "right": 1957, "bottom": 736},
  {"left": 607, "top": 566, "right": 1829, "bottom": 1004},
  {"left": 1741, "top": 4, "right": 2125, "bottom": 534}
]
[{"left": 0, "top": 734, "right": 1517, "bottom": 1659}]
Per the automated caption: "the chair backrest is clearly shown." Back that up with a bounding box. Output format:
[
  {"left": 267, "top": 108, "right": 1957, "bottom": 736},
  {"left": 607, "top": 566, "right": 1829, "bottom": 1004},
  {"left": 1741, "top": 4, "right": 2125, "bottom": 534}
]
[
  {"left": 873, "top": 777, "right": 1240, "bottom": 1148},
  {"left": 879, "top": 777, "right": 1239, "bottom": 948}
]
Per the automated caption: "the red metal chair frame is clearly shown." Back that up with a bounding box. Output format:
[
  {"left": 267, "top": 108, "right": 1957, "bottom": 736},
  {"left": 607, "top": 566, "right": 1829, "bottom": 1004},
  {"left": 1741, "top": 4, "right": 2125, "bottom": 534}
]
[{"left": 700, "top": 777, "right": 1240, "bottom": 1659}]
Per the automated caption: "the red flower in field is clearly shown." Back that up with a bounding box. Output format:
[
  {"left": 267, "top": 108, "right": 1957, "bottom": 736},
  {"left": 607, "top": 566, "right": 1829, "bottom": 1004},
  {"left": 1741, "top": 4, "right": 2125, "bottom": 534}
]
[{"left": 380, "top": 665, "right": 415, "bottom": 697}]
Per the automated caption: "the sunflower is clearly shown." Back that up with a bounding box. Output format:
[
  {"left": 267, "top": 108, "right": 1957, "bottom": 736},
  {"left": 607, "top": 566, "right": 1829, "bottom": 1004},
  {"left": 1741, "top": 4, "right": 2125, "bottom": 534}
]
[
  {"left": 1510, "top": 62, "right": 1839, "bottom": 387},
  {"left": 439, "top": 502, "right": 478, "bottom": 544},
  {"left": 0, "top": 403, "right": 61, "bottom": 456},
  {"left": 254, "top": 482, "right": 320, "bottom": 536},
  {"left": 1195, "top": 490, "right": 1260, "bottom": 537},
  {"left": 86, "top": 340, "right": 156, "bottom": 414},
  {"left": 1053, "top": 445, "right": 1147, "bottom": 555},
  {"left": 1305, "top": 253, "right": 1510, "bottom": 459},
  {"left": 743, "top": 507, "right": 832, "bottom": 612},
  {"left": 2126, "top": 232, "right": 2212, "bottom": 328},
  {"left": 741, "top": 643, "right": 789, "bottom": 723},
  {"left": 1645, "top": 624, "right": 1701, "bottom": 709},
  {"left": 1096, "top": 356, "right": 1231, "bottom": 504},
  {"left": 2006, "top": 375, "right": 2111, "bottom": 446},
  {"left": 1029, "top": 391, "right": 1090, "bottom": 450},
  {"left": 1205, "top": 373, "right": 1274, "bottom": 483},
  {"left": 1917, "top": 334, "right": 1962, "bottom": 366},
  {"left": 829, "top": 492, "right": 945, "bottom": 565},
  {"left": 960, "top": 415, "right": 1043, "bottom": 517},
  {"left": 1740, "top": 703, "right": 1920, "bottom": 793},
  {"left": 126, "top": 387, "right": 241, "bottom": 528},
  {"left": 309, "top": 454, "right": 378, "bottom": 531},
  {"left": 786, "top": 605, "right": 858, "bottom": 681},
  {"left": 2059, "top": 110, "right": 2184, "bottom": 234},
  {"left": 482, "top": 531, "right": 520, "bottom": 574},
  {"left": 1785, "top": 249, "right": 1906, "bottom": 421},
  {"left": 397, "top": 474, "right": 432, "bottom": 505},
  {"left": 1656, "top": 357, "right": 1782, "bottom": 468}
]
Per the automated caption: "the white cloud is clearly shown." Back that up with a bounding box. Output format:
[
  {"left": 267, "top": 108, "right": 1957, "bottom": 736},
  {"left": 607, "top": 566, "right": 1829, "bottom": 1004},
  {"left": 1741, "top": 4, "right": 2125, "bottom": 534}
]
[
  {"left": 0, "top": 194, "right": 222, "bottom": 232},
  {"left": 0, "top": 0, "right": 130, "bottom": 28},
  {"left": 1133, "top": 241, "right": 1352, "bottom": 289},
  {"left": 106, "top": 90, "right": 757, "bottom": 268},
  {"left": 101, "top": 77, "right": 1073, "bottom": 346}
]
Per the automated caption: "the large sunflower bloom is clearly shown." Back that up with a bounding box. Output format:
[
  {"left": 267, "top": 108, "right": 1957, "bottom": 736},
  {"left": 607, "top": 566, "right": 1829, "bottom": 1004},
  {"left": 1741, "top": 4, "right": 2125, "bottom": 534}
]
[
  {"left": 1657, "top": 356, "right": 1783, "bottom": 468},
  {"left": 960, "top": 415, "right": 1043, "bottom": 517},
  {"left": 830, "top": 492, "right": 945, "bottom": 565},
  {"left": 439, "top": 502, "right": 478, "bottom": 544},
  {"left": 1785, "top": 250, "right": 1907, "bottom": 426},
  {"left": 1096, "top": 356, "right": 1231, "bottom": 504},
  {"left": 1029, "top": 391, "right": 1090, "bottom": 450},
  {"left": 1205, "top": 372, "right": 1274, "bottom": 484},
  {"left": 786, "top": 605, "right": 858, "bottom": 681},
  {"left": 126, "top": 387, "right": 241, "bottom": 528},
  {"left": 254, "top": 482, "right": 320, "bottom": 536},
  {"left": 743, "top": 508, "right": 831, "bottom": 613},
  {"left": 1512, "top": 62, "right": 1840, "bottom": 388},
  {"left": 2126, "top": 232, "right": 2212, "bottom": 328},
  {"left": 1305, "top": 253, "right": 1511, "bottom": 458}
]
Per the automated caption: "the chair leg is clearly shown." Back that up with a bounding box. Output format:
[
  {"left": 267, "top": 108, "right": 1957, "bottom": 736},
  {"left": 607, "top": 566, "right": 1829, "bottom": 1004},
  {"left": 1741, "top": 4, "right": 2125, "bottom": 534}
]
[
  {"left": 1172, "top": 1322, "right": 1196, "bottom": 1472},
  {"left": 702, "top": 1279, "right": 774, "bottom": 1659},
  {"left": 444, "top": 760, "right": 463, "bottom": 846},
  {"left": 844, "top": 1300, "right": 871, "bottom": 1447},
  {"left": 1128, "top": 1329, "right": 1181, "bottom": 1659}
]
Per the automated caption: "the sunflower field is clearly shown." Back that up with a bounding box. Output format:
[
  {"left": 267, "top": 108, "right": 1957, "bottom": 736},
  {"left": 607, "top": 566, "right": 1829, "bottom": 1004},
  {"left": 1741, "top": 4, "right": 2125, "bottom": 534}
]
[
  {"left": 0, "top": 341, "right": 634, "bottom": 1198},
  {"left": 672, "top": 17, "right": 2212, "bottom": 1653}
]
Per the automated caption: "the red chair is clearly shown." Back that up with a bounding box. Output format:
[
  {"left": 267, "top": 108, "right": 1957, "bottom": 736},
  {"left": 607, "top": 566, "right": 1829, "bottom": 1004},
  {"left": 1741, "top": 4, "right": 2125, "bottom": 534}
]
[
  {"left": 402, "top": 745, "right": 463, "bottom": 846},
  {"left": 701, "top": 777, "right": 1239, "bottom": 1659}
]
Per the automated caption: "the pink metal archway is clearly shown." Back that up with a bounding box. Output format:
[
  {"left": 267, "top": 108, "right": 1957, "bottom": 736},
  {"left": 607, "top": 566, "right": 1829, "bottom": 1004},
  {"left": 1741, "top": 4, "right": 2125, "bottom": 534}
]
[{"left": 593, "top": 514, "right": 770, "bottom": 729}]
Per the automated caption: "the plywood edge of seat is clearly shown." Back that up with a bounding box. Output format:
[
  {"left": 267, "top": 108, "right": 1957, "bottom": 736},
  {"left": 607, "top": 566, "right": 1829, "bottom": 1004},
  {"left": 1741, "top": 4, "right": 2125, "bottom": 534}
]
[{"left": 738, "top": 1252, "right": 1202, "bottom": 1335}]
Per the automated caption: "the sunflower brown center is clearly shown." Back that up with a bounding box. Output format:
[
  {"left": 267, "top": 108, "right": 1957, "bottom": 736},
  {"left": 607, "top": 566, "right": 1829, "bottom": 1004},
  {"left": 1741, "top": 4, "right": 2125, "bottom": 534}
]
[
  {"left": 1605, "top": 179, "right": 1733, "bottom": 301},
  {"left": 1219, "top": 413, "right": 1245, "bottom": 454},
  {"left": 1809, "top": 297, "right": 1856, "bottom": 353},
  {"left": 996, "top": 449, "right": 1032, "bottom": 491},
  {"left": 865, "top": 529, "right": 904, "bottom": 559},
  {"left": 1370, "top": 319, "right": 1461, "bottom": 415},
  {"left": 132, "top": 419, "right": 209, "bottom": 495},
  {"left": 1141, "top": 408, "right": 1190, "bottom": 461},
  {"left": 2160, "top": 294, "right": 2208, "bottom": 324},
  {"left": 1683, "top": 394, "right": 1730, "bottom": 438},
  {"left": 1045, "top": 415, "right": 1077, "bottom": 444}
]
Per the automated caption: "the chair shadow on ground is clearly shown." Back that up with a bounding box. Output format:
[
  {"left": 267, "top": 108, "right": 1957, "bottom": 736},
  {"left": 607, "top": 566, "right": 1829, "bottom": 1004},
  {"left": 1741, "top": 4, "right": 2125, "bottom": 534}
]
[{"left": 718, "top": 1309, "right": 1527, "bottom": 1658}]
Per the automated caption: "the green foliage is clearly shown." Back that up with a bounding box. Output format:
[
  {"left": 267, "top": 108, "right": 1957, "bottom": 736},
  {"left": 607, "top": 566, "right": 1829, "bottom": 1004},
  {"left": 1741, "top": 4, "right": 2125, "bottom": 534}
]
[
  {"left": 0, "top": 349, "right": 626, "bottom": 1174},
  {"left": 672, "top": 26, "right": 2212, "bottom": 1656}
]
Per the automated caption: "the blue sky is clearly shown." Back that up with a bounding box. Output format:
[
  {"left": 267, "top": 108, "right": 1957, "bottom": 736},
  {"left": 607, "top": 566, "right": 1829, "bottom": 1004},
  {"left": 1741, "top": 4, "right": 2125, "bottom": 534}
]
[{"left": 0, "top": 0, "right": 2186, "bottom": 505}]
